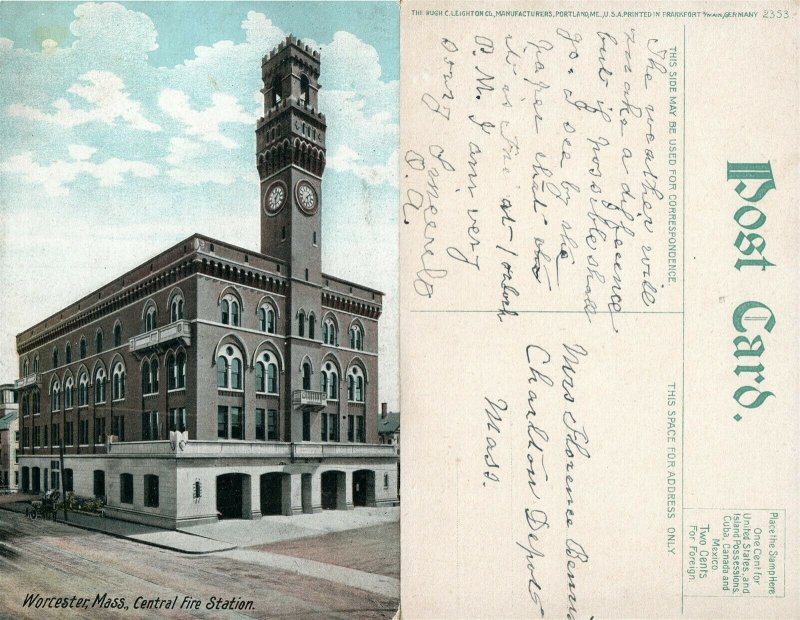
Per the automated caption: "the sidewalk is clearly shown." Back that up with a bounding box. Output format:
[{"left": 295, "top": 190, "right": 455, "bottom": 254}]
[{"left": 0, "top": 501, "right": 235, "bottom": 554}]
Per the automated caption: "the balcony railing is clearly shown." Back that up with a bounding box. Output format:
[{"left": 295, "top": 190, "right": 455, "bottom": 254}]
[
  {"left": 107, "top": 440, "right": 397, "bottom": 460},
  {"left": 129, "top": 320, "right": 191, "bottom": 355},
  {"left": 14, "top": 373, "right": 41, "bottom": 389},
  {"left": 292, "top": 390, "right": 326, "bottom": 411}
]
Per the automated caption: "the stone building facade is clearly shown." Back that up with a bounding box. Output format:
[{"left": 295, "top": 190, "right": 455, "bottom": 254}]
[
  {"left": 0, "top": 384, "right": 19, "bottom": 491},
  {"left": 14, "top": 36, "right": 398, "bottom": 528}
]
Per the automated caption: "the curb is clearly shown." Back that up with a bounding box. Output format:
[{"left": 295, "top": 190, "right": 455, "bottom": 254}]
[{"left": 0, "top": 503, "right": 236, "bottom": 555}]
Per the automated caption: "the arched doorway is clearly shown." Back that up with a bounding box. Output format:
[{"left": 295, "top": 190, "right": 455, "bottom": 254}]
[
  {"left": 260, "top": 472, "right": 290, "bottom": 515},
  {"left": 216, "top": 473, "right": 251, "bottom": 519},
  {"left": 352, "top": 470, "right": 375, "bottom": 507},
  {"left": 321, "top": 470, "right": 346, "bottom": 510}
]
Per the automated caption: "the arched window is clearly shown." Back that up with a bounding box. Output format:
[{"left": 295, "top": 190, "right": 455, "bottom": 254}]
[
  {"left": 256, "top": 352, "right": 279, "bottom": 394},
  {"left": 141, "top": 359, "right": 158, "bottom": 395},
  {"left": 298, "top": 311, "right": 306, "bottom": 338},
  {"left": 50, "top": 379, "right": 61, "bottom": 412},
  {"left": 167, "top": 352, "right": 187, "bottom": 390},
  {"left": 23, "top": 358, "right": 29, "bottom": 377},
  {"left": 79, "top": 338, "right": 87, "bottom": 359},
  {"left": 170, "top": 296, "right": 184, "bottom": 322},
  {"left": 78, "top": 372, "right": 89, "bottom": 407},
  {"left": 320, "top": 362, "right": 339, "bottom": 400},
  {"left": 112, "top": 362, "right": 125, "bottom": 401},
  {"left": 176, "top": 351, "right": 186, "bottom": 389},
  {"left": 64, "top": 376, "right": 74, "bottom": 409},
  {"left": 220, "top": 295, "right": 240, "bottom": 326},
  {"left": 33, "top": 355, "right": 39, "bottom": 374},
  {"left": 217, "top": 345, "right": 243, "bottom": 390},
  {"left": 309, "top": 314, "right": 316, "bottom": 340},
  {"left": 52, "top": 347, "right": 59, "bottom": 369},
  {"left": 32, "top": 390, "right": 40, "bottom": 414},
  {"left": 271, "top": 75, "right": 282, "bottom": 106},
  {"left": 113, "top": 324, "right": 122, "bottom": 347},
  {"left": 348, "top": 366, "right": 365, "bottom": 402},
  {"left": 258, "top": 305, "right": 276, "bottom": 333},
  {"left": 94, "top": 367, "right": 107, "bottom": 404},
  {"left": 65, "top": 343, "right": 72, "bottom": 364},
  {"left": 300, "top": 74, "right": 310, "bottom": 105},
  {"left": 349, "top": 324, "right": 364, "bottom": 350},
  {"left": 95, "top": 329, "right": 103, "bottom": 354},
  {"left": 144, "top": 305, "right": 157, "bottom": 332},
  {"left": 22, "top": 394, "right": 29, "bottom": 417},
  {"left": 323, "top": 318, "right": 337, "bottom": 346},
  {"left": 302, "top": 361, "right": 312, "bottom": 390}
]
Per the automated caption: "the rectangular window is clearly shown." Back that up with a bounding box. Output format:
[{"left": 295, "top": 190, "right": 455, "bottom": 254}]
[
  {"left": 79, "top": 420, "right": 89, "bottom": 445},
  {"left": 63, "top": 469, "right": 73, "bottom": 493},
  {"left": 321, "top": 412, "right": 328, "bottom": 442},
  {"left": 230, "top": 407, "right": 243, "bottom": 440},
  {"left": 120, "top": 473, "right": 133, "bottom": 504},
  {"left": 329, "top": 414, "right": 339, "bottom": 442},
  {"left": 144, "top": 474, "right": 159, "bottom": 508},
  {"left": 302, "top": 412, "right": 310, "bottom": 442},
  {"left": 95, "top": 417, "right": 106, "bottom": 444},
  {"left": 217, "top": 406, "right": 228, "bottom": 439},
  {"left": 255, "top": 408, "right": 265, "bottom": 441},
  {"left": 168, "top": 407, "right": 187, "bottom": 433},
  {"left": 51, "top": 469, "right": 59, "bottom": 490},
  {"left": 33, "top": 426, "right": 40, "bottom": 447},
  {"left": 267, "top": 409, "right": 278, "bottom": 441},
  {"left": 52, "top": 424, "right": 60, "bottom": 447},
  {"left": 348, "top": 415, "right": 355, "bottom": 442},
  {"left": 43, "top": 426, "right": 48, "bottom": 447},
  {"left": 141, "top": 411, "right": 158, "bottom": 441},
  {"left": 65, "top": 421, "right": 74, "bottom": 446},
  {"left": 356, "top": 416, "right": 365, "bottom": 443},
  {"left": 112, "top": 415, "right": 125, "bottom": 442}
]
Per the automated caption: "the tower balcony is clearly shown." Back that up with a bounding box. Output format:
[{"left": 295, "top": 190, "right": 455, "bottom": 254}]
[
  {"left": 129, "top": 320, "right": 191, "bottom": 357},
  {"left": 14, "top": 373, "right": 41, "bottom": 389},
  {"left": 292, "top": 389, "right": 326, "bottom": 411}
]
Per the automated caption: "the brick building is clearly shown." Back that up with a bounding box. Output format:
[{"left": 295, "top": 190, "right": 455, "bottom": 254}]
[
  {"left": 14, "top": 36, "right": 398, "bottom": 528},
  {"left": 0, "top": 384, "right": 19, "bottom": 491}
]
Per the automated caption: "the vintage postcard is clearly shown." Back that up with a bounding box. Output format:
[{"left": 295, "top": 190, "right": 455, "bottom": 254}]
[
  {"left": 0, "top": 2, "right": 400, "bottom": 618},
  {"left": 399, "top": 0, "right": 798, "bottom": 618}
]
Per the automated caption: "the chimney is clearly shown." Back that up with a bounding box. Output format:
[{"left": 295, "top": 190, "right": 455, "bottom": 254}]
[{"left": 381, "top": 402, "right": 387, "bottom": 418}]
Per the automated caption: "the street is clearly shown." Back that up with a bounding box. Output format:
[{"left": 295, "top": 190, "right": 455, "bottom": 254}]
[{"left": 0, "top": 507, "right": 399, "bottom": 619}]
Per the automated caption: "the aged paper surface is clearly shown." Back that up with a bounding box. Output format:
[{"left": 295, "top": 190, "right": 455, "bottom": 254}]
[{"left": 400, "top": 1, "right": 798, "bottom": 618}]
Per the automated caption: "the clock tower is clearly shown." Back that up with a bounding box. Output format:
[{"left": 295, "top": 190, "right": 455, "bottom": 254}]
[{"left": 257, "top": 36, "right": 326, "bottom": 282}]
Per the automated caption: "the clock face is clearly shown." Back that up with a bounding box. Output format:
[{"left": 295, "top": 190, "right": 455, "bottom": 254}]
[
  {"left": 295, "top": 180, "right": 318, "bottom": 215},
  {"left": 264, "top": 181, "right": 287, "bottom": 215}
]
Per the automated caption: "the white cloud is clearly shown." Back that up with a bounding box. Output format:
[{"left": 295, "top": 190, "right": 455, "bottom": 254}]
[
  {"left": 0, "top": 149, "right": 158, "bottom": 196},
  {"left": 327, "top": 145, "right": 398, "bottom": 187},
  {"left": 70, "top": 1, "right": 158, "bottom": 61},
  {"left": 67, "top": 144, "right": 97, "bottom": 160},
  {"left": 8, "top": 70, "right": 160, "bottom": 131},
  {"left": 164, "top": 137, "right": 240, "bottom": 185},
  {"left": 158, "top": 89, "right": 253, "bottom": 148}
]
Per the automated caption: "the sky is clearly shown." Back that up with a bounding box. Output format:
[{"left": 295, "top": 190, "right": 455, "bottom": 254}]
[{"left": 0, "top": 1, "right": 400, "bottom": 407}]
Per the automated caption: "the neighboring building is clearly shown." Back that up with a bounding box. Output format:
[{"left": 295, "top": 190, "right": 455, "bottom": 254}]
[
  {"left": 378, "top": 403, "right": 400, "bottom": 449},
  {"left": 14, "top": 36, "right": 398, "bottom": 528},
  {"left": 377, "top": 403, "right": 400, "bottom": 499},
  {"left": 0, "top": 384, "right": 19, "bottom": 492}
]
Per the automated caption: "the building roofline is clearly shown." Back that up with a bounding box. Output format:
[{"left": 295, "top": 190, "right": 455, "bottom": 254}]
[{"left": 16, "top": 231, "right": 383, "bottom": 350}]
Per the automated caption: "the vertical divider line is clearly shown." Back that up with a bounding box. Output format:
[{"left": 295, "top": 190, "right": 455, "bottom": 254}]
[{"left": 681, "top": 22, "right": 687, "bottom": 615}]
